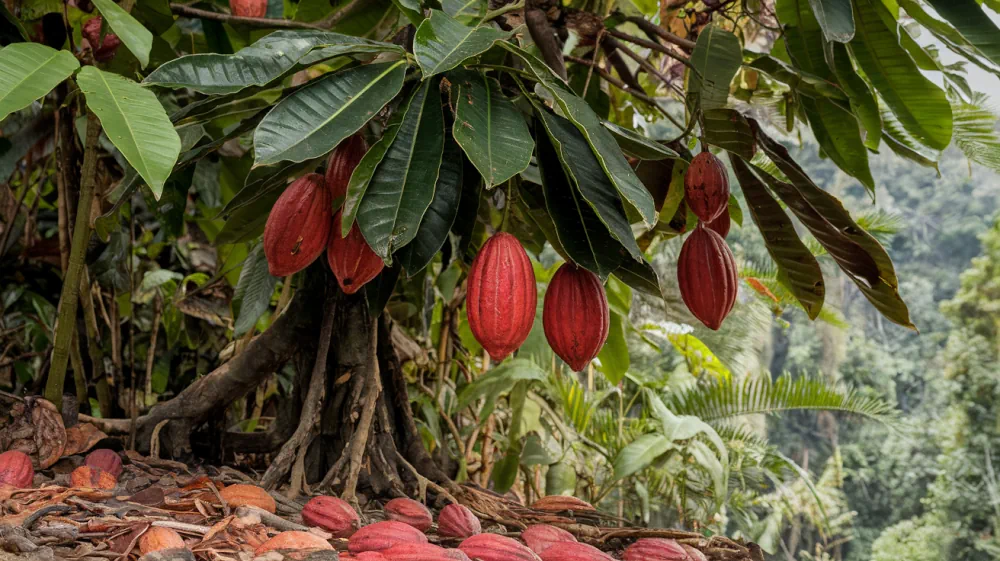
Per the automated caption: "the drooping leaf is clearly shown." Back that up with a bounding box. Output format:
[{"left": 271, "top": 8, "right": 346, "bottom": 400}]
[
  {"left": 232, "top": 244, "right": 278, "bottom": 337},
  {"left": 223, "top": 158, "right": 322, "bottom": 216},
  {"left": 253, "top": 61, "right": 406, "bottom": 166},
  {"left": 77, "top": 66, "right": 181, "bottom": 198},
  {"left": 342, "top": 116, "right": 404, "bottom": 236},
  {"left": 746, "top": 54, "right": 848, "bottom": 100},
  {"left": 925, "top": 0, "right": 1000, "bottom": 68},
  {"left": 807, "top": 0, "right": 854, "bottom": 42},
  {"left": 397, "top": 138, "right": 464, "bottom": 275},
  {"left": 357, "top": 79, "right": 445, "bottom": 260},
  {"left": 613, "top": 256, "right": 662, "bottom": 298},
  {"left": 702, "top": 108, "right": 755, "bottom": 160},
  {"left": 612, "top": 434, "right": 671, "bottom": 481},
  {"left": 688, "top": 25, "right": 742, "bottom": 111},
  {"left": 602, "top": 121, "right": 680, "bottom": 160},
  {"left": 450, "top": 70, "right": 533, "bottom": 187},
  {"left": 91, "top": 0, "right": 153, "bottom": 68},
  {"left": 414, "top": 10, "right": 505, "bottom": 77},
  {"left": 216, "top": 190, "right": 278, "bottom": 245},
  {"left": 827, "top": 42, "right": 882, "bottom": 150},
  {"left": 0, "top": 44, "right": 79, "bottom": 122}
]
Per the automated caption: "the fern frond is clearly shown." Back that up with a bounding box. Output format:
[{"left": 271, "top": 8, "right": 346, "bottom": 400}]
[{"left": 952, "top": 94, "right": 1000, "bottom": 174}]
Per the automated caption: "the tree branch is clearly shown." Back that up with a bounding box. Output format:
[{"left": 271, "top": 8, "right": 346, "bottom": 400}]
[
  {"left": 525, "top": 6, "right": 567, "bottom": 80},
  {"left": 618, "top": 14, "right": 697, "bottom": 51},
  {"left": 169, "top": 3, "right": 326, "bottom": 30},
  {"left": 606, "top": 29, "right": 692, "bottom": 68}
]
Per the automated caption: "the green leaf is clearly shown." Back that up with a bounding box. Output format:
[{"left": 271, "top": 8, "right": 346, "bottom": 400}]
[
  {"left": 612, "top": 434, "right": 671, "bottom": 481},
  {"left": 849, "top": 0, "right": 952, "bottom": 150},
  {"left": 0, "top": 44, "right": 79, "bottom": 123},
  {"left": 443, "top": 0, "right": 485, "bottom": 19},
  {"left": 730, "top": 156, "right": 825, "bottom": 318},
  {"left": 490, "top": 449, "right": 522, "bottom": 492},
  {"left": 702, "top": 108, "right": 754, "bottom": 160},
  {"left": 450, "top": 70, "right": 533, "bottom": 187},
  {"left": 688, "top": 25, "right": 742, "bottom": 111},
  {"left": 91, "top": 0, "right": 152, "bottom": 68},
  {"left": 925, "top": 0, "right": 1000, "bottom": 68},
  {"left": 808, "top": 0, "right": 854, "bottom": 42},
  {"left": 952, "top": 94, "right": 1000, "bottom": 174},
  {"left": 397, "top": 138, "right": 464, "bottom": 275},
  {"left": 77, "top": 66, "right": 180, "bottom": 198},
  {"left": 223, "top": 158, "right": 321, "bottom": 217},
  {"left": 232, "top": 244, "right": 278, "bottom": 336},
  {"left": 342, "top": 117, "right": 404, "bottom": 236},
  {"left": 253, "top": 61, "right": 406, "bottom": 167},
  {"left": 457, "top": 358, "right": 546, "bottom": 410},
  {"left": 613, "top": 257, "right": 662, "bottom": 298},
  {"left": 0, "top": 2, "right": 29, "bottom": 43},
  {"left": 747, "top": 54, "right": 848, "bottom": 100},
  {"left": 801, "top": 97, "right": 875, "bottom": 194},
  {"left": 217, "top": 190, "right": 279, "bottom": 245},
  {"left": 827, "top": 42, "right": 882, "bottom": 150},
  {"left": 357, "top": 79, "right": 445, "bottom": 260},
  {"left": 602, "top": 121, "right": 680, "bottom": 160},
  {"left": 597, "top": 312, "right": 629, "bottom": 385},
  {"left": 414, "top": 10, "right": 506, "bottom": 77}
]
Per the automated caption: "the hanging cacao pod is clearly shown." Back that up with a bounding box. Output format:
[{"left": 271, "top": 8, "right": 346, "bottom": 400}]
[
  {"left": 263, "top": 173, "right": 331, "bottom": 277},
  {"left": 82, "top": 18, "right": 121, "bottom": 62},
  {"left": 465, "top": 232, "right": 537, "bottom": 361},
  {"left": 706, "top": 208, "right": 730, "bottom": 238},
  {"left": 325, "top": 134, "right": 368, "bottom": 201},
  {"left": 328, "top": 211, "right": 384, "bottom": 295},
  {"left": 542, "top": 264, "right": 609, "bottom": 372},
  {"left": 684, "top": 152, "right": 729, "bottom": 223},
  {"left": 230, "top": 0, "right": 267, "bottom": 17},
  {"left": 676, "top": 225, "right": 738, "bottom": 330}
]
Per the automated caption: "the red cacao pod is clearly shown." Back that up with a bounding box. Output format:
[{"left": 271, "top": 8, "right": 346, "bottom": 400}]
[
  {"left": 0, "top": 450, "right": 33, "bottom": 488},
  {"left": 328, "top": 211, "right": 384, "bottom": 294},
  {"left": 82, "top": 17, "right": 120, "bottom": 62},
  {"left": 342, "top": 552, "right": 389, "bottom": 561},
  {"left": 682, "top": 545, "right": 707, "bottom": 561},
  {"left": 349, "top": 521, "right": 429, "bottom": 553},
  {"left": 459, "top": 533, "right": 541, "bottom": 561},
  {"left": 684, "top": 152, "right": 729, "bottom": 223},
  {"left": 301, "top": 495, "right": 360, "bottom": 538},
  {"left": 622, "top": 538, "right": 687, "bottom": 561},
  {"left": 385, "top": 497, "right": 433, "bottom": 531},
  {"left": 139, "top": 527, "right": 186, "bottom": 555},
  {"left": 70, "top": 465, "right": 117, "bottom": 489},
  {"left": 325, "top": 134, "right": 367, "bottom": 201},
  {"left": 230, "top": 0, "right": 267, "bottom": 17},
  {"left": 437, "top": 503, "right": 481, "bottom": 538},
  {"left": 84, "top": 449, "right": 123, "bottom": 478},
  {"left": 542, "top": 264, "right": 609, "bottom": 372},
  {"left": 538, "top": 542, "right": 614, "bottom": 561},
  {"left": 530, "top": 496, "right": 595, "bottom": 513},
  {"left": 220, "top": 483, "right": 277, "bottom": 514},
  {"left": 445, "top": 549, "right": 472, "bottom": 561},
  {"left": 466, "top": 232, "right": 537, "bottom": 361},
  {"left": 706, "top": 206, "right": 730, "bottom": 239},
  {"left": 382, "top": 542, "right": 452, "bottom": 561},
  {"left": 677, "top": 225, "right": 737, "bottom": 330},
  {"left": 255, "top": 531, "right": 333, "bottom": 555},
  {"left": 263, "top": 173, "right": 331, "bottom": 277},
  {"left": 521, "top": 525, "right": 576, "bottom": 555}
]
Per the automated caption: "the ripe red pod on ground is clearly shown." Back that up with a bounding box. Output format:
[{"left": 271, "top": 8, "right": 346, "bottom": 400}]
[
  {"left": 384, "top": 497, "right": 433, "bottom": 532},
  {"left": 82, "top": 17, "right": 121, "bottom": 62},
  {"left": 301, "top": 495, "right": 360, "bottom": 538},
  {"left": 684, "top": 152, "right": 730, "bottom": 223},
  {"left": 706, "top": 207, "right": 731, "bottom": 239},
  {"left": 70, "top": 465, "right": 116, "bottom": 489},
  {"left": 84, "top": 449, "right": 123, "bottom": 478},
  {"left": 437, "top": 503, "right": 481, "bottom": 538},
  {"left": 466, "top": 232, "right": 537, "bottom": 361},
  {"left": 255, "top": 531, "right": 333, "bottom": 555},
  {"left": 348, "top": 521, "right": 429, "bottom": 553},
  {"left": 520, "top": 525, "right": 577, "bottom": 555},
  {"left": 381, "top": 542, "right": 453, "bottom": 561},
  {"left": 263, "top": 173, "right": 331, "bottom": 277},
  {"left": 538, "top": 542, "right": 614, "bottom": 561},
  {"left": 622, "top": 538, "right": 688, "bottom": 561},
  {"left": 677, "top": 225, "right": 738, "bottom": 330},
  {"left": 328, "top": 211, "right": 384, "bottom": 295},
  {"left": 325, "top": 134, "right": 367, "bottom": 201},
  {"left": 459, "top": 533, "right": 541, "bottom": 561},
  {"left": 230, "top": 0, "right": 267, "bottom": 17},
  {"left": 542, "top": 264, "right": 609, "bottom": 372},
  {"left": 0, "top": 450, "right": 34, "bottom": 488},
  {"left": 341, "top": 552, "right": 389, "bottom": 561}
]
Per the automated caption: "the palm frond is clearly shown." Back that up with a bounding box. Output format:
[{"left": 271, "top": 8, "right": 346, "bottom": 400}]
[{"left": 951, "top": 93, "right": 1000, "bottom": 174}]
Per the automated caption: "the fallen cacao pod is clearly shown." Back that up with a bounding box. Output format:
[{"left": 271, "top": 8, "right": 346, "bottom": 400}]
[
  {"left": 70, "top": 465, "right": 116, "bottom": 489},
  {"left": 325, "top": 134, "right": 368, "bottom": 201},
  {"left": 84, "top": 449, "right": 123, "bottom": 478},
  {"left": 520, "top": 525, "right": 577, "bottom": 554},
  {"left": 684, "top": 151, "right": 729, "bottom": 223},
  {"left": 683, "top": 545, "right": 708, "bottom": 561},
  {"left": 676, "top": 225, "right": 738, "bottom": 330},
  {"left": 622, "top": 538, "right": 687, "bottom": 561},
  {"left": 445, "top": 549, "right": 472, "bottom": 561},
  {"left": 348, "top": 521, "right": 429, "bottom": 553},
  {"left": 328, "top": 211, "right": 385, "bottom": 295},
  {"left": 0, "top": 450, "right": 34, "bottom": 488},
  {"left": 219, "top": 483, "right": 276, "bottom": 514},
  {"left": 530, "top": 496, "right": 595, "bottom": 512},
  {"left": 263, "top": 173, "right": 331, "bottom": 277},
  {"left": 301, "top": 495, "right": 360, "bottom": 538},
  {"left": 229, "top": 0, "right": 267, "bottom": 17},
  {"left": 542, "top": 264, "right": 609, "bottom": 372},
  {"left": 538, "top": 542, "right": 614, "bottom": 561},
  {"left": 139, "top": 527, "right": 186, "bottom": 555},
  {"left": 381, "top": 542, "right": 453, "bottom": 561},
  {"left": 466, "top": 232, "right": 537, "bottom": 361},
  {"left": 385, "top": 498, "right": 434, "bottom": 531},
  {"left": 341, "top": 552, "right": 389, "bottom": 561},
  {"left": 255, "top": 531, "right": 333, "bottom": 555},
  {"left": 459, "top": 533, "right": 541, "bottom": 561},
  {"left": 82, "top": 17, "right": 121, "bottom": 62},
  {"left": 437, "top": 503, "right": 481, "bottom": 538}
]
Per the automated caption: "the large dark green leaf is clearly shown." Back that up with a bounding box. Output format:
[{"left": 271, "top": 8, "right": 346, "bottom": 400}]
[
  {"left": 414, "top": 10, "right": 505, "bottom": 77},
  {"left": 613, "top": 254, "right": 661, "bottom": 298},
  {"left": 807, "top": 0, "right": 854, "bottom": 42},
  {"left": 702, "top": 108, "right": 755, "bottom": 160},
  {"left": 342, "top": 111, "right": 407, "bottom": 236},
  {"left": 730, "top": 156, "right": 824, "bottom": 319},
  {"left": 746, "top": 55, "right": 848, "bottom": 101},
  {"left": 688, "top": 25, "right": 742, "bottom": 111},
  {"left": 92, "top": 0, "right": 153, "bottom": 68},
  {"left": 925, "top": 0, "right": 1000, "bottom": 68},
  {"left": 216, "top": 190, "right": 278, "bottom": 245},
  {"left": 849, "top": 0, "right": 952, "bottom": 150},
  {"left": 357, "top": 79, "right": 445, "bottom": 260},
  {"left": 450, "top": 70, "right": 533, "bottom": 187},
  {"left": 827, "top": 42, "right": 881, "bottom": 150},
  {"left": 253, "top": 61, "right": 406, "bottom": 166},
  {"left": 232, "top": 244, "right": 277, "bottom": 337},
  {"left": 0, "top": 44, "right": 79, "bottom": 122},
  {"left": 602, "top": 121, "right": 680, "bottom": 160},
  {"left": 397, "top": 138, "right": 464, "bottom": 275},
  {"left": 223, "top": 158, "right": 321, "bottom": 216}
]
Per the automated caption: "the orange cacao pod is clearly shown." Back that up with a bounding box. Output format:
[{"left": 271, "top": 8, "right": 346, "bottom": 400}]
[
  {"left": 466, "top": 232, "right": 537, "bottom": 361},
  {"left": 382, "top": 542, "right": 452, "bottom": 561},
  {"left": 325, "top": 134, "right": 367, "bottom": 201},
  {"left": 82, "top": 17, "right": 120, "bottom": 62},
  {"left": 255, "top": 531, "right": 333, "bottom": 555},
  {"left": 70, "top": 465, "right": 117, "bottom": 489},
  {"left": 684, "top": 152, "right": 729, "bottom": 223},
  {"left": 0, "top": 450, "right": 33, "bottom": 488},
  {"left": 263, "top": 173, "right": 331, "bottom": 277},
  {"left": 530, "top": 496, "right": 595, "bottom": 512},
  {"left": 521, "top": 525, "right": 576, "bottom": 555},
  {"left": 706, "top": 207, "right": 730, "bottom": 239},
  {"left": 139, "top": 527, "right": 186, "bottom": 554},
  {"left": 385, "top": 498, "right": 433, "bottom": 531},
  {"left": 677, "top": 225, "right": 738, "bottom": 330},
  {"left": 538, "top": 542, "right": 614, "bottom": 561},
  {"left": 229, "top": 0, "right": 267, "bottom": 17},
  {"left": 622, "top": 538, "right": 687, "bottom": 561},
  {"left": 328, "top": 211, "right": 384, "bottom": 294},
  {"left": 301, "top": 495, "right": 360, "bottom": 538},
  {"left": 683, "top": 545, "right": 707, "bottom": 561},
  {"left": 437, "top": 503, "right": 481, "bottom": 538},
  {"left": 542, "top": 264, "right": 609, "bottom": 372},
  {"left": 349, "top": 521, "right": 429, "bottom": 553},
  {"left": 459, "top": 533, "right": 541, "bottom": 561},
  {"left": 84, "top": 449, "right": 123, "bottom": 478},
  {"left": 219, "top": 483, "right": 276, "bottom": 514}
]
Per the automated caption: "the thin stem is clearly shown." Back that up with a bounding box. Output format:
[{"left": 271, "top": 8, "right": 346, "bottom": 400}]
[
  {"left": 481, "top": 0, "right": 524, "bottom": 24},
  {"left": 169, "top": 3, "right": 326, "bottom": 30},
  {"left": 619, "top": 14, "right": 697, "bottom": 50},
  {"left": 606, "top": 28, "right": 694, "bottom": 70}
]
